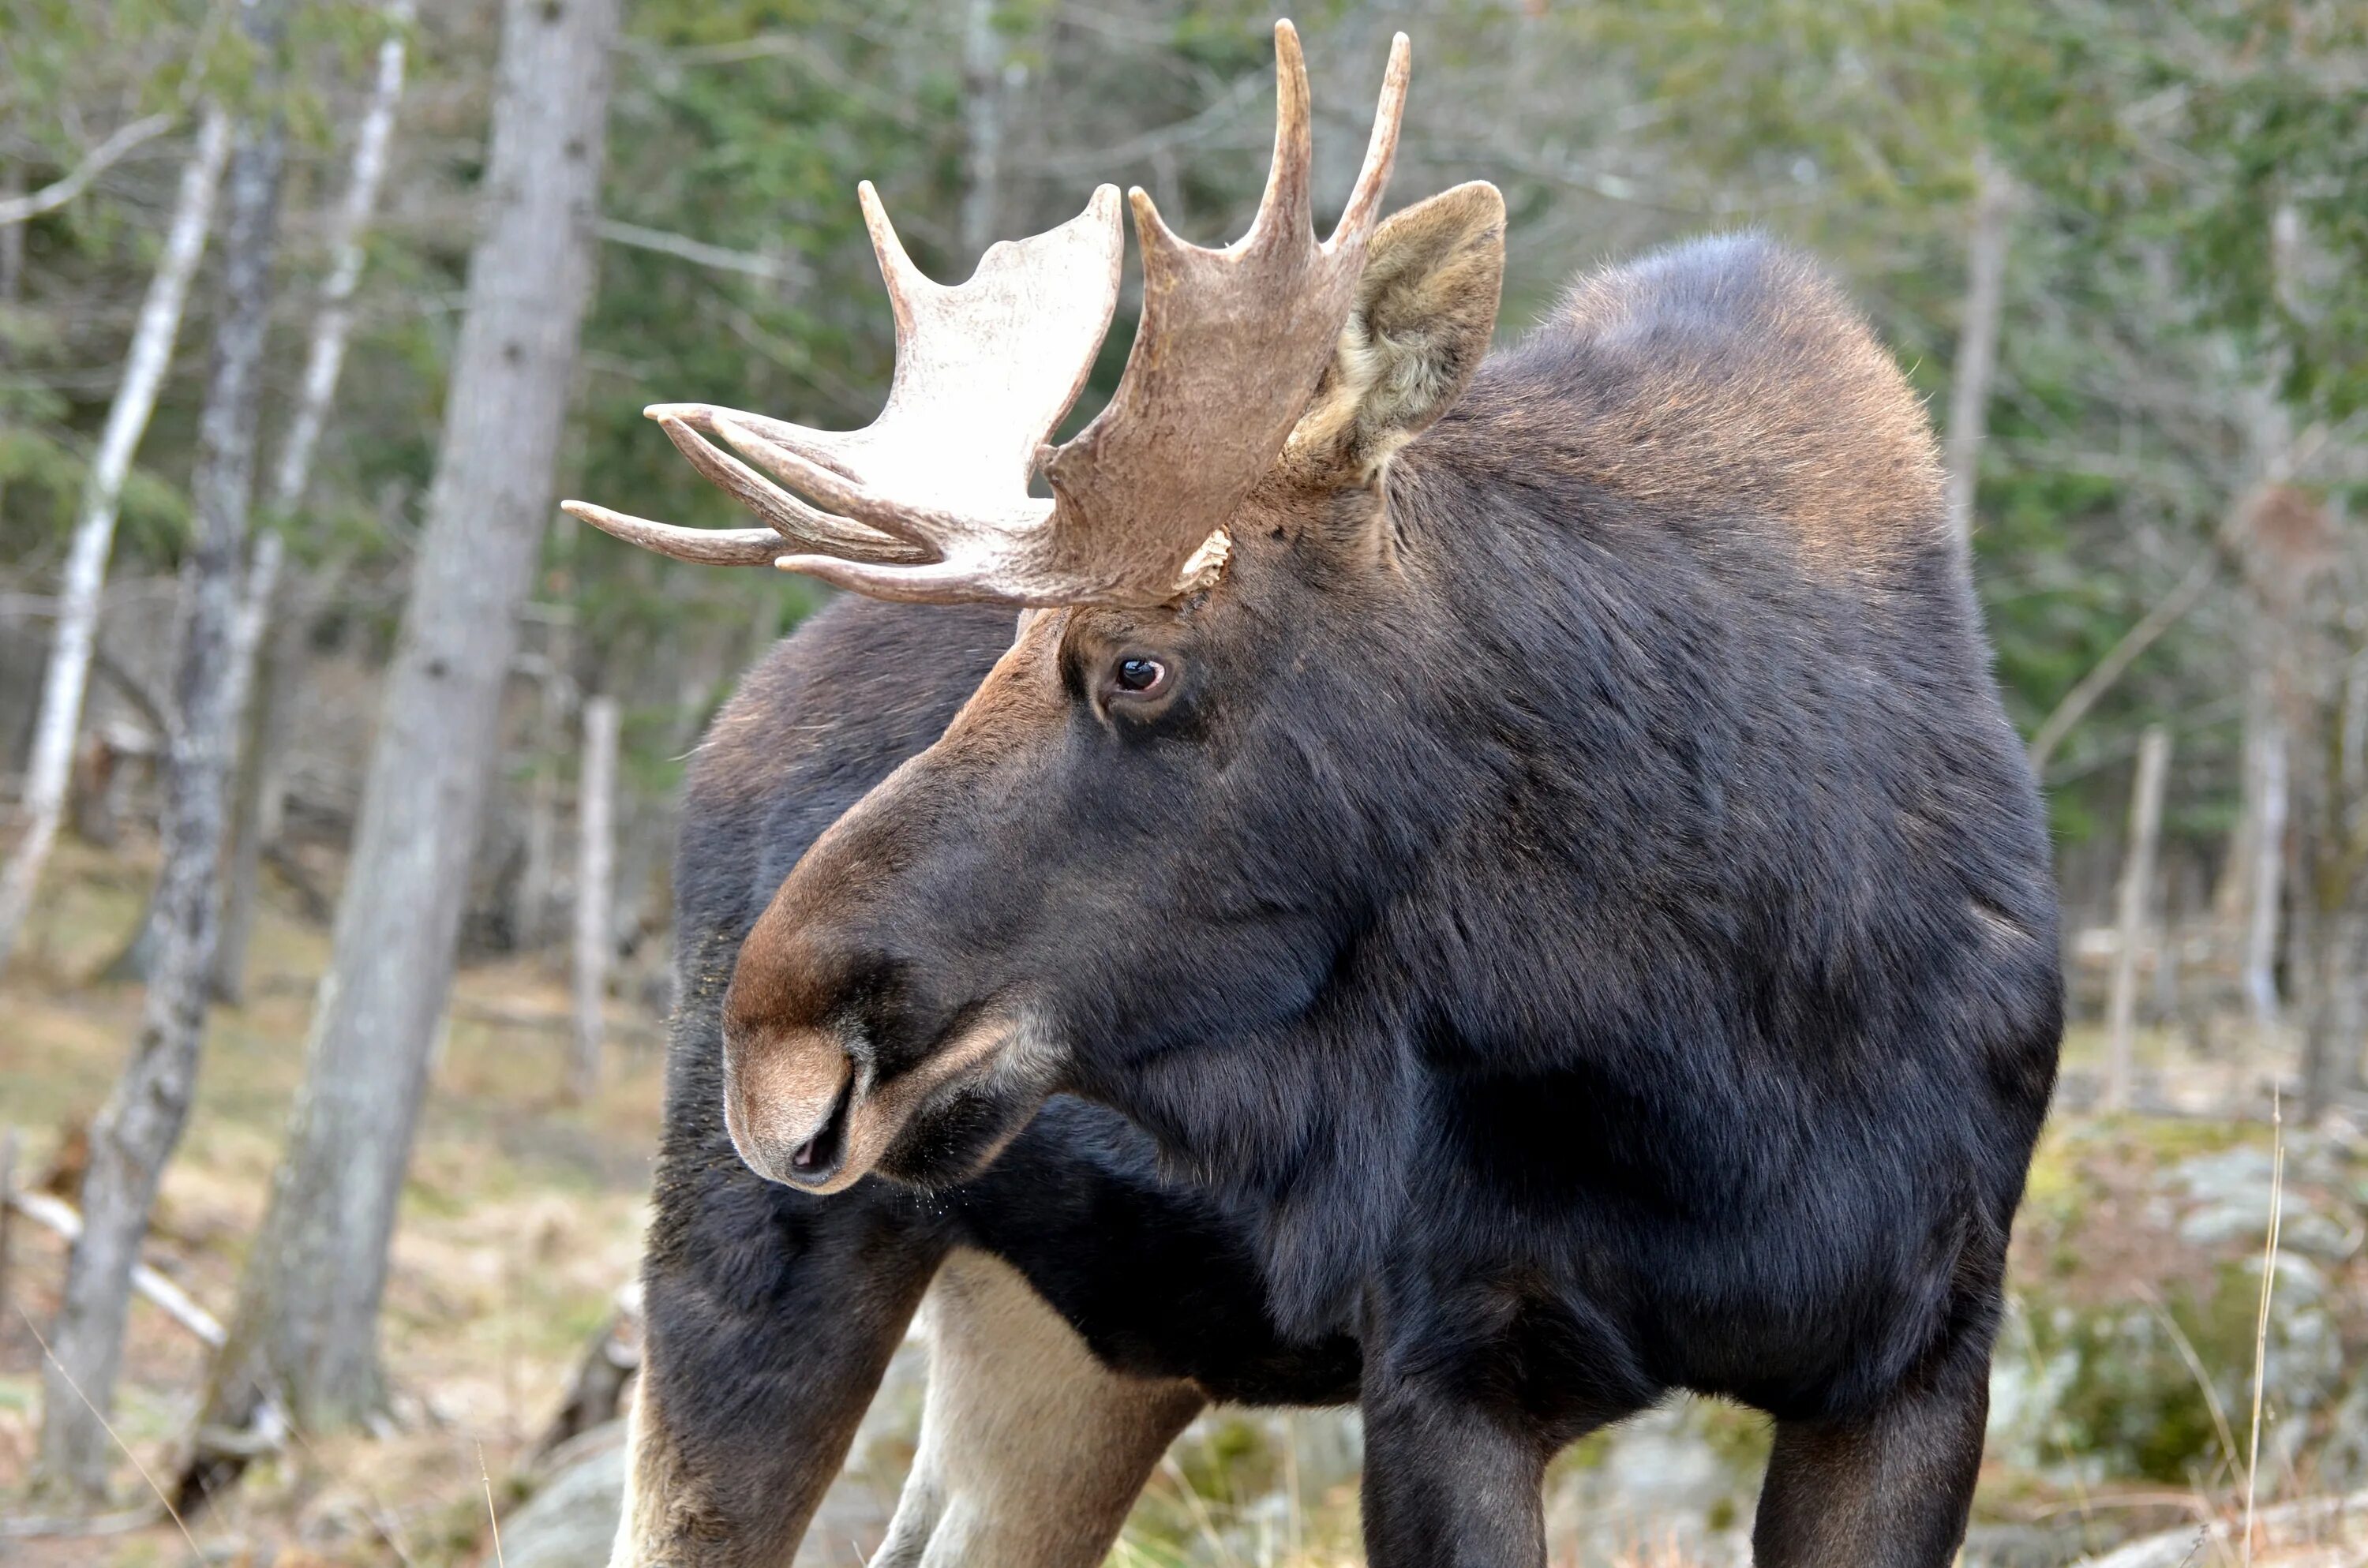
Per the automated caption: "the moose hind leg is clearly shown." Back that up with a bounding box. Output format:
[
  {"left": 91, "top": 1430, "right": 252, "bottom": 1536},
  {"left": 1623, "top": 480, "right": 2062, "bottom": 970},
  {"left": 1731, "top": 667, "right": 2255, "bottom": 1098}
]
[
  {"left": 874, "top": 1248, "right": 1205, "bottom": 1568},
  {"left": 1750, "top": 1327, "right": 1992, "bottom": 1568}
]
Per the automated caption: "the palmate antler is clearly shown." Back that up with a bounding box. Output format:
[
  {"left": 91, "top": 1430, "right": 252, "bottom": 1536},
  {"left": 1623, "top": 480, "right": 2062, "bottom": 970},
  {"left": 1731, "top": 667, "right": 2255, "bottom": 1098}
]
[{"left": 564, "top": 20, "right": 1411, "bottom": 608}]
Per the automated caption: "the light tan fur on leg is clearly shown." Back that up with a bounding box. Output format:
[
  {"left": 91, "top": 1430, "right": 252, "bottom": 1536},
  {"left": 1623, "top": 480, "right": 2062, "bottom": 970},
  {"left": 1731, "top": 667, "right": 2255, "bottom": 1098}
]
[
  {"left": 609, "top": 1375, "right": 678, "bottom": 1568},
  {"left": 874, "top": 1248, "right": 1205, "bottom": 1568}
]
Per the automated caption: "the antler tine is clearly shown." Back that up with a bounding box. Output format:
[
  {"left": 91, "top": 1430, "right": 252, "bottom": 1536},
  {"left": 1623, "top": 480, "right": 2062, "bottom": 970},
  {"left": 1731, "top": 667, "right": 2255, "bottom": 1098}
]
[
  {"left": 653, "top": 415, "right": 932, "bottom": 561},
  {"left": 1331, "top": 32, "right": 1410, "bottom": 249},
  {"left": 559, "top": 501, "right": 789, "bottom": 567},
  {"left": 1246, "top": 20, "right": 1315, "bottom": 248},
  {"left": 858, "top": 180, "right": 931, "bottom": 344}
]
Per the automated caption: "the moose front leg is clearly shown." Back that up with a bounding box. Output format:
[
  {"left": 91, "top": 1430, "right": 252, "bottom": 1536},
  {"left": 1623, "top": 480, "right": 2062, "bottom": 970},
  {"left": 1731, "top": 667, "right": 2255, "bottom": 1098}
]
[{"left": 614, "top": 1177, "right": 948, "bottom": 1568}]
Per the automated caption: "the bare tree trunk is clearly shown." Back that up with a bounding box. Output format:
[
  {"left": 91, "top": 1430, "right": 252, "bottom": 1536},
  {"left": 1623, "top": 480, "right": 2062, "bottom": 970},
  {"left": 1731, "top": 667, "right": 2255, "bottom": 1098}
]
[
  {"left": 2242, "top": 694, "right": 2289, "bottom": 1037},
  {"left": 36, "top": 105, "right": 287, "bottom": 1501},
  {"left": 2105, "top": 725, "right": 2170, "bottom": 1112},
  {"left": 215, "top": 0, "right": 415, "bottom": 1001},
  {"left": 0, "top": 109, "right": 233, "bottom": 974},
  {"left": 569, "top": 695, "right": 618, "bottom": 1101},
  {"left": 0, "top": 161, "right": 24, "bottom": 301},
  {"left": 1941, "top": 147, "right": 2012, "bottom": 559},
  {"left": 207, "top": 537, "right": 282, "bottom": 1004},
  {"left": 268, "top": 0, "right": 413, "bottom": 513},
  {"left": 512, "top": 628, "right": 572, "bottom": 952},
  {"left": 2296, "top": 636, "right": 2368, "bottom": 1122},
  {"left": 960, "top": 0, "right": 1005, "bottom": 261},
  {"left": 0, "top": 1128, "right": 19, "bottom": 1331},
  {"left": 185, "top": 0, "right": 620, "bottom": 1488}
]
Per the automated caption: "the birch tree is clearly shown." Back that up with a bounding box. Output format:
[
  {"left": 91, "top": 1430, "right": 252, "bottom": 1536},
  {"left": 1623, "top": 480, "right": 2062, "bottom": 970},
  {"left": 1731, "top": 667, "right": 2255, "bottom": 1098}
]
[
  {"left": 0, "top": 107, "right": 231, "bottom": 975},
  {"left": 185, "top": 0, "right": 622, "bottom": 1488},
  {"left": 2104, "top": 726, "right": 2169, "bottom": 1112},
  {"left": 215, "top": 0, "right": 418, "bottom": 1001},
  {"left": 959, "top": 0, "right": 1006, "bottom": 261},
  {"left": 1941, "top": 148, "right": 2011, "bottom": 559},
  {"left": 36, "top": 89, "right": 288, "bottom": 1499}
]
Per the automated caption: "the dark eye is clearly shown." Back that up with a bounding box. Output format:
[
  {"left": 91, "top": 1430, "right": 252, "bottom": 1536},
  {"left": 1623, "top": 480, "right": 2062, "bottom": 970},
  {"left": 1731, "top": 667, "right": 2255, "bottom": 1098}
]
[{"left": 1112, "top": 656, "right": 1167, "bottom": 695}]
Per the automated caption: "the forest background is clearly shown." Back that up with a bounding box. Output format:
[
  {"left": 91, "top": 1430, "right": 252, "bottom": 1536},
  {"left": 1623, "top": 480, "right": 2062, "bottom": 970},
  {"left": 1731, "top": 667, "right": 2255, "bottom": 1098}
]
[{"left": 2, "top": 1, "right": 2366, "bottom": 1565}]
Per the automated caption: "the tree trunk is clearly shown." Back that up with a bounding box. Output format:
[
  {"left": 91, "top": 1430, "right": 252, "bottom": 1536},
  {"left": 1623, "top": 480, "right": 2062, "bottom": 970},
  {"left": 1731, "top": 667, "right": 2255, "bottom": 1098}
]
[
  {"left": 185, "top": 0, "right": 620, "bottom": 1485},
  {"left": 0, "top": 108, "right": 233, "bottom": 975},
  {"left": 2104, "top": 725, "right": 2169, "bottom": 1112},
  {"left": 208, "top": 537, "right": 283, "bottom": 1003},
  {"left": 569, "top": 695, "right": 619, "bottom": 1101},
  {"left": 0, "top": 160, "right": 24, "bottom": 301},
  {"left": 512, "top": 630, "right": 572, "bottom": 952},
  {"left": 1941, "top": 146, "right": 2011, "bottom": 559},
  {"left": 2241, "top": 694, "right": 2289, "bottom": 1037},
  {"left": 36, "top": 106, "right": 287, "bottom": 1501},
  {"left": 269, "top": 0, "right": 413, "bottom": 515},
  {"left": 960, "top": 0, "right": 1006, "bottom": 262},
  {"left": 215, "top": 0, "right": 415, "bottom": 1001}
]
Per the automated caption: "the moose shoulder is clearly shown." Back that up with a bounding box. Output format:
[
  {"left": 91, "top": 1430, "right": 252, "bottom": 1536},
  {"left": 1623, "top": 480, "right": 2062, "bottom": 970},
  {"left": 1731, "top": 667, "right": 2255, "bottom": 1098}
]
[{"left": 580, "top": 22, "right": 2060, "bottom": 1566}]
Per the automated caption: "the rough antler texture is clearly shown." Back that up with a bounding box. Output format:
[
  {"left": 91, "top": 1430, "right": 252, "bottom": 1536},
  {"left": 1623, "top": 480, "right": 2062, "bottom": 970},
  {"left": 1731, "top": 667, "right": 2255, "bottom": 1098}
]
[{"left": 564, "top": 20, "right": 1411, "bottom": 608}]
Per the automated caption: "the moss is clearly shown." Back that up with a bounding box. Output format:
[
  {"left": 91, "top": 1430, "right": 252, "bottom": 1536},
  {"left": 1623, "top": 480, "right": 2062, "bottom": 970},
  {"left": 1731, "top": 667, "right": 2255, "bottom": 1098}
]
[
  {"left": 1690, "top": 1398, "right": 1774, "bottom": 1473},
  {"left": 1549, "top": 1426, "right": 1617, "bottom": 1476},
  {"left": 1174, "top": 1412, "right": 1280, "bottom": 1504},
  {"left": 2021, "top": 1265, "right": 2265, "bottom": 1486}
]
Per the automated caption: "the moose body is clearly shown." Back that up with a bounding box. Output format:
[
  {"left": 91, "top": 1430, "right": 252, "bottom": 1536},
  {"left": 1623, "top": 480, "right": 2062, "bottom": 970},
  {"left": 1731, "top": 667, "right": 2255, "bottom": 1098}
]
[{"left": 593, "top": 24, "right": 2060, "bottom": 1566}]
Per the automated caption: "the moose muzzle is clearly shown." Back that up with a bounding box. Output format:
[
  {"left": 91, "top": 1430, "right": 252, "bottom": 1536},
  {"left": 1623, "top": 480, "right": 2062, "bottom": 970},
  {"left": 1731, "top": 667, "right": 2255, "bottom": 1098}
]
[{"left": 720, "top": 1021, "right": 859, "bottom": 1189}]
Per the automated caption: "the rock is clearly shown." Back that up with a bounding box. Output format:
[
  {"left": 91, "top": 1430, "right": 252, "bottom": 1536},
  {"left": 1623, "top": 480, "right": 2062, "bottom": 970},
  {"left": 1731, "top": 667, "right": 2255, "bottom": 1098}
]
[{"left": 493, "top": 1424, "right": 627, "bottom": 1568}]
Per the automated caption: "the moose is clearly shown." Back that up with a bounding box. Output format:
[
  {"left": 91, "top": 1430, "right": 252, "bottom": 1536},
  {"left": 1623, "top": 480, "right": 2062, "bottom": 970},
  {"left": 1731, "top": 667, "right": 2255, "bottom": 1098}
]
[{"left": 570, "top": 21, "right": 2061, "bottom": 1567}]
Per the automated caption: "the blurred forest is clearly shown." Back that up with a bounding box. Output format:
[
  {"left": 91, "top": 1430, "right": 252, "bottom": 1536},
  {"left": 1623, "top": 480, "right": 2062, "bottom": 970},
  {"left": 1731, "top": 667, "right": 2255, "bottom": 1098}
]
[{"left": 2, "top": 1, "right": 2366, "bottom": 1565}]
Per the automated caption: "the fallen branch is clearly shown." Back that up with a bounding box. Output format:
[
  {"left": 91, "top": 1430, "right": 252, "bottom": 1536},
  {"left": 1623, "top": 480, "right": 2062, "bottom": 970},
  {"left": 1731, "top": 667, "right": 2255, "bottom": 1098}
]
[
  {"left": 2076, "top": 1489, "right": 2368, "bottom": 1567},
  {"left": 0, "top": 1503, "right": 167, "bottom": 1539},
  {"left": 4, "top": 1189, "right": 226, "bottom": 1348},
  {"left": 0, "top": 115, "right": 178, "bottom": 226}
]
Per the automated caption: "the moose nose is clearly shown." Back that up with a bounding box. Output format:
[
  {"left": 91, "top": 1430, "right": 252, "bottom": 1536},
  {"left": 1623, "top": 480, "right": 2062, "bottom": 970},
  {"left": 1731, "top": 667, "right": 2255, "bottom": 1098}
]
[{"left": 721, "top": 1023, "right": 858, "bottom": 1188}]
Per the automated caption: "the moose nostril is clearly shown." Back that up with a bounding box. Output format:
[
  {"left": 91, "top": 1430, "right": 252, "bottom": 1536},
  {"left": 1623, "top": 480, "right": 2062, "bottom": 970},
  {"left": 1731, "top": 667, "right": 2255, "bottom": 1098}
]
[
  {"left": 721, "top": 1027, "right": 861, "bottom": 1188},
  {"left": 787, "top": 1070, "right": 855, "bottom": 1177}
]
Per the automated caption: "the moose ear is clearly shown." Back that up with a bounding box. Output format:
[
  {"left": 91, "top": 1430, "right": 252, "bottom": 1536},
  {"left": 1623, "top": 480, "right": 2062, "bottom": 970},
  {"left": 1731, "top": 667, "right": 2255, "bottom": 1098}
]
[{"left": 1287, "top": 180, "right": 1506, "bottom": 485}]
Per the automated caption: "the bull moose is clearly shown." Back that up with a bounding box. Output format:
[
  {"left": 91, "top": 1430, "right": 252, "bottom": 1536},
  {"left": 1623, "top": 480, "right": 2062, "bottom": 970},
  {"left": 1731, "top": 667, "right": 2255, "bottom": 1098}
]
[{"left": 570, "top": 21, "right": 2062, "bottom": 1566}]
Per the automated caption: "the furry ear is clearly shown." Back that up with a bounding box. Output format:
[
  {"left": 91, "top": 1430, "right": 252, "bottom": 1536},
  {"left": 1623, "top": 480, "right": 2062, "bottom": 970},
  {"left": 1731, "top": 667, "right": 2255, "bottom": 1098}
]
[{"left": 1287, "top": 181, "right": 1506, "bottom": 485}]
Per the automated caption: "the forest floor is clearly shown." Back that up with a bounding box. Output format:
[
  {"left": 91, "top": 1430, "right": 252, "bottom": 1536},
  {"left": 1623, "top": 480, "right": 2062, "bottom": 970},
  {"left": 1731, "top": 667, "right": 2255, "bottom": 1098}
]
[{"left": 2, "top": 838, "right": 2365, "bottom": 1568}]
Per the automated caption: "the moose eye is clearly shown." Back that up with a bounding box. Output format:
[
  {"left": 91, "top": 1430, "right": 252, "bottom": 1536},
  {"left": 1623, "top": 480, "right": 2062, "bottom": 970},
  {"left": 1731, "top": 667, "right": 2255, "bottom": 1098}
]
[{"left": 1112, "top": 656, "right": 1167, "bottom": 696}]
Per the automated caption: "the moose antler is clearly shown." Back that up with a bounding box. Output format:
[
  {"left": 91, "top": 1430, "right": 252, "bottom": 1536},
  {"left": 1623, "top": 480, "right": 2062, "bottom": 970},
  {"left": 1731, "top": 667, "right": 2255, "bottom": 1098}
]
[{"left": 563, "top": 21, "right": 1410, "bottom": 608}]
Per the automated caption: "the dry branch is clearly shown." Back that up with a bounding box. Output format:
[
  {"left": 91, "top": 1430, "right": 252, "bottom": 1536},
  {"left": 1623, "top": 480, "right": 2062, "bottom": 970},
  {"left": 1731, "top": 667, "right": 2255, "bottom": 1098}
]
[
  {"left": 0, "top": 116, "right": 177, "bottom": 226},
  {"left": 3, "top": 1189, "right": 225, "bottom": 1348},
  {"left": 597, "top": 219, "right": 800, "bottom": 283},
  {"left": 2028, "top": 552, "right": 2216, "bottom": 777}
]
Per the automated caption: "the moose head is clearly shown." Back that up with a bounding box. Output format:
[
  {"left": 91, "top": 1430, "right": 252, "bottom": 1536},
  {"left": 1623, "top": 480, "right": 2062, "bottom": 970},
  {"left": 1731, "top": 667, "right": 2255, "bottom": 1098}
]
[{"left": 568, "top": 24, "right": 1508, "bottom": 1201}]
